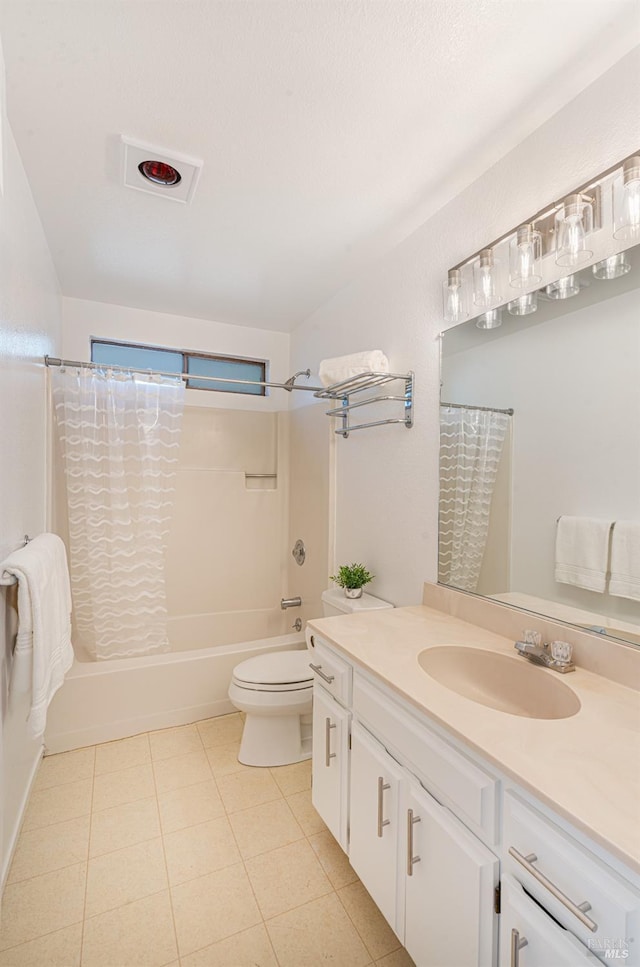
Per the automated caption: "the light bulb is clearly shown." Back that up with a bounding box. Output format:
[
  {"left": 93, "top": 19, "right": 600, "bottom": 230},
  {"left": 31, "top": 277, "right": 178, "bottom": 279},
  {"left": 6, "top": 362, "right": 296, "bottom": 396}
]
[
  {"left": 442, "top": 269, "right": 468, "bottom": 323},
  {"left": 555, "top": 194, "right": 593, "bottom": 267},
  {"left": 509, "top": 225, "right": 542, "bottom": 288},
  {"left": 613, "top": 156, "right": 640, "bottom": 241},
  {"left": 473, "top": 248, "right": 502, "bottom": 307}
]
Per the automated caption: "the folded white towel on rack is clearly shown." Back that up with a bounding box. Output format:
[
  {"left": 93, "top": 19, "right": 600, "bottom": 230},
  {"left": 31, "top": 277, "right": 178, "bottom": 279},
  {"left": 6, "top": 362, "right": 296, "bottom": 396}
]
[
  {"left": 318, "top": 350, "right": 389, "bottom": 388},
  {"left": 609, "top": 520, "right": 640, "bottom": 602},
  {"left": 2, "top": 534, "right": 73, "bottom": 736},
  {"left": 554, "top": 516, "right": 613, "bottom": 593}
]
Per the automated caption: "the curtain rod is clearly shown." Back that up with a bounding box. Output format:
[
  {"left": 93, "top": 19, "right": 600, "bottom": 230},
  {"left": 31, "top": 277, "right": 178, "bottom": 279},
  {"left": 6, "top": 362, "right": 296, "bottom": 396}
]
[
  {"left": 441, "top": 401, "right": 514, "bottom": 416},
  {"left": 43, "top": 356, "right": 324, "bottom": 393}
]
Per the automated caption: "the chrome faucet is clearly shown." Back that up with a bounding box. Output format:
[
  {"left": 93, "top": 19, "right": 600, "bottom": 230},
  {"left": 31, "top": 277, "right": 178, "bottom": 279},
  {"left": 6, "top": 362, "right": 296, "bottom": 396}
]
[
  {"left": 281, "top": 596, "right": 302, "bottom": 610},
  {"left": 514, "top": 632, "right": 575, "bottom": 673}
]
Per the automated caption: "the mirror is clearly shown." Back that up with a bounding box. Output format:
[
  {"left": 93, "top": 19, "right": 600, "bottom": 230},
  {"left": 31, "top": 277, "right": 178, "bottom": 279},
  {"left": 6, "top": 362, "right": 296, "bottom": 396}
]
[{"left": 439, "top": 243, "right": 640, "bottom": 647}]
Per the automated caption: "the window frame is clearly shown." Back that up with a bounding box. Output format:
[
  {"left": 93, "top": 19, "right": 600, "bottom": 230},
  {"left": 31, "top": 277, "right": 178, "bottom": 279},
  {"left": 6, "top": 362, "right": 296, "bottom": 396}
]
[{"left": 90, "top": 338, "right": 268, "bottom": 397}]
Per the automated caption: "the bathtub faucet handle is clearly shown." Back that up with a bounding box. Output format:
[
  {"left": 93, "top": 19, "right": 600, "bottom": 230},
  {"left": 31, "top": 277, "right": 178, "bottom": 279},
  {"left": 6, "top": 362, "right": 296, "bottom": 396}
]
[{"left": 281, "top": 596, "right": 302, "bottom": 610}]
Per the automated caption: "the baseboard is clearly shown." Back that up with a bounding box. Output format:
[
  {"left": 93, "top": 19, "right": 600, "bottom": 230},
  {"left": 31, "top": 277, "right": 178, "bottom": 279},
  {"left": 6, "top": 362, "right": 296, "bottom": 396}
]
[{"left": 44, "top": 698, "right": 236, "bottom": 754}]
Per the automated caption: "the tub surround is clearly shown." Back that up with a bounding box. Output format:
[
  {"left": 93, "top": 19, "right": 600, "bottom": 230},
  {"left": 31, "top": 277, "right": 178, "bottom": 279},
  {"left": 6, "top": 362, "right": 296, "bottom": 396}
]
[{"left": 307, "top": 600, "right": 640, "bottom": 874}]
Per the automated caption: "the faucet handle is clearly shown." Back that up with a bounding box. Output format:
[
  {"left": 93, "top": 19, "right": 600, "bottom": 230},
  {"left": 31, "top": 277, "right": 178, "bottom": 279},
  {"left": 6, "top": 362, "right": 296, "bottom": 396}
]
[
  {"left": 551, "top": 640, "right": 573, "bottom": 664},
  {"left": 522, "top": 629, "right": 542, "bottom": 648}
]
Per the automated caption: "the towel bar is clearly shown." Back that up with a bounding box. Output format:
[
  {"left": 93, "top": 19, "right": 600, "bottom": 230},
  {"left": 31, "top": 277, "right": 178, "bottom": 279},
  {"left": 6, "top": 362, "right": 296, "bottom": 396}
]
[{"left": 0, "top": 535, "right": 31, "bottom": 586}]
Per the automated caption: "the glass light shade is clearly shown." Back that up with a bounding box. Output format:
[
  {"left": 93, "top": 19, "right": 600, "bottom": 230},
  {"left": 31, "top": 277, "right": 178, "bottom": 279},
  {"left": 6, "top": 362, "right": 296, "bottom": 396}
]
[
  {"left": 592, "top": 254, "right": 631, "bottom": 280},
  {"left": 507, "top": 292, "right": 538, "bottom": 316},
  {"left": 473, "top": 248, "right": 502, "bottom": 307},
  {"left": 476, "top": 308, "right": 502, "bottom": 330},
  {"left": 613, "top": 157, "right": 640, "bottom": 241},
  {"left": 545, "top": 275, "right": 580, "bottom": 300},
  {"left": 442, "top": 269, "right": 468, "bottom": 323},
  {"left": 509, "top": 225, "right": 542, "bottom": 288},
  {"left": 555, "top": 194, "right": 593, "bottom": 267}
]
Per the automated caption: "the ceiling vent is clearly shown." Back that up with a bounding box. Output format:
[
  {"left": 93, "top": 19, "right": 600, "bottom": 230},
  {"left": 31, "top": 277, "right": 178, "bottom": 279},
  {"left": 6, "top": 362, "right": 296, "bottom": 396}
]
[{"left": 121, "top": 136, "right": 202, "bottom": 203}]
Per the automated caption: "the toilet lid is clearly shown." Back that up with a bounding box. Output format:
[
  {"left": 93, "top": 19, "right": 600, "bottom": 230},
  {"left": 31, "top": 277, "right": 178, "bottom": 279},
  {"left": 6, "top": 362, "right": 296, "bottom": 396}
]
[{"left": 232, "top": 650, "right": 313, "bottom": 687}]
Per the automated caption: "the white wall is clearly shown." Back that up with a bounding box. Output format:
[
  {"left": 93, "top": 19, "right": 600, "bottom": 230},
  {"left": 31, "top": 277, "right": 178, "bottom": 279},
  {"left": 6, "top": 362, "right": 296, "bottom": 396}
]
[
  {"left": 62, "top": 297, "right": 290, "bottom": 412},
  {"left": 290, "top": 49, "right": 640, "bottom": 609},
  {"left": 0, "top": 102, "right": 62, "bottom": 887},
  {"left": 443, "top": 288, "right": 640, "bottom": 625}
]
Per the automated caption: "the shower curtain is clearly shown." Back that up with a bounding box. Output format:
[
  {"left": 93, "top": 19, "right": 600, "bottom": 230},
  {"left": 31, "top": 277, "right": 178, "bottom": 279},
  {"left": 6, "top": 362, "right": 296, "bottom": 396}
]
[
  {"left": 52, "top": 367, "right": 185, "bottom": 660},
  {"left": 438, "top": 405, "right": 510, "bottom": 593}
]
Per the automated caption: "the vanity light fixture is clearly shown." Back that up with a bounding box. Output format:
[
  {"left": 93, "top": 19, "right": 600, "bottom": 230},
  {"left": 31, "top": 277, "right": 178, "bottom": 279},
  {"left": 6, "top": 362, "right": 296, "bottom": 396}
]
[
  {"left": 592, "top": 253, "right": 631, "bottom": 280},
  {"left": 507, "top": 292, "right": 538, "bottom": 316},
  {"left": 613, "top": 156, "right": 640, "bottom": 241},
  {"left": 509, "top": 224, "right": 542, "bottom": 288},
  {"left": 476, "top": 308, "right": 502, "bottom": 329},
  {"left": 442, "top": 268, "right": 468, "bottom": 323},
  {"left": 473, "top": 248, "right": 502, "bottom": 307},
  {"left": 555, "top": 194, "right": 593, "bottom": 268},
  {"left": 545, "top": 275, "right": 580, "bottom": 300}
]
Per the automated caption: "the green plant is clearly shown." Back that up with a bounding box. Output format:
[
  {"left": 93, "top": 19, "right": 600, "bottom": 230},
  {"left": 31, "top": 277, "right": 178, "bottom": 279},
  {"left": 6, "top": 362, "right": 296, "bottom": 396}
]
[{"left": 329, "top": 563, "right": 374, "bottom": 590}]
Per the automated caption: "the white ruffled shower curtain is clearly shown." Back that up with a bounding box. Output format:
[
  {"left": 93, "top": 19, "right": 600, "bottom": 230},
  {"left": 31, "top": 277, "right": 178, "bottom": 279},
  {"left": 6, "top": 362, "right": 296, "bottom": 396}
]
[
  {"left": 438, "top": 405, "right": 510, "bottom": 593},
  {"left": 52, "top": 367, "right": 185, "bottom": 660}
]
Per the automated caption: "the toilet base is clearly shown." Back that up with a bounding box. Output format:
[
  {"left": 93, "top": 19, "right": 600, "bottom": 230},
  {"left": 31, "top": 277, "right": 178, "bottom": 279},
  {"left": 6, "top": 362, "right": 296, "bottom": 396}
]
[{"left": 238, "top": 711, "right": 312, "bottom": 767}]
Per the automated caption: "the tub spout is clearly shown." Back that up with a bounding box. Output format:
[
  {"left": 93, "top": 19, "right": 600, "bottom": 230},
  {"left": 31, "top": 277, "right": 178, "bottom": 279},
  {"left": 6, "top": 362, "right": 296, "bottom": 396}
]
[{"left": 281, "top": 596, "right": 302, "bottom": 610}]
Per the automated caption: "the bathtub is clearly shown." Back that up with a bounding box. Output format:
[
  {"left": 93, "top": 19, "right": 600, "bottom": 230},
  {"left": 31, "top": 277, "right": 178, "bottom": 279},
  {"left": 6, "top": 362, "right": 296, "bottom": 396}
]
[{"left": 44, "top": 628, "right": 306, "bottom": 754}]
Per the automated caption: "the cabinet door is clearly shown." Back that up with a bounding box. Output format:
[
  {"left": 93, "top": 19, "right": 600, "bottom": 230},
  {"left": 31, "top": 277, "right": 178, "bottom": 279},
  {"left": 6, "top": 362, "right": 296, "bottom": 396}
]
[
  {"left": 499, "top": 876, "right": 600, "bottom": 966},
  {"left": 311, "top": 684, "right": 350, "bottom": 850},
  {"left": 349, "top": 722, "right": 404, "bottom": 937},
  {"left": 404, "top": 779, "right": 498, "bottom": 967}
]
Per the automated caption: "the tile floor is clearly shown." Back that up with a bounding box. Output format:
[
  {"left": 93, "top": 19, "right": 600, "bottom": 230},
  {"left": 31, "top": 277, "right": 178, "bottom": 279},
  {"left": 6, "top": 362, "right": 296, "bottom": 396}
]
[{"left": 0, "top": 713, "right": 416, "bottom": 967}]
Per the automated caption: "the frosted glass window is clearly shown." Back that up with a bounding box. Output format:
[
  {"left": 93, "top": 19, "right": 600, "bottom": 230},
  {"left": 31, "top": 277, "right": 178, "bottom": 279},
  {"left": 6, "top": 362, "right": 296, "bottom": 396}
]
[
  {"left": 90, "top": 339, "right": 266, "bottom": 396},
  {"left": 187, "top": 355, "right": 265, "bottom": 394}
]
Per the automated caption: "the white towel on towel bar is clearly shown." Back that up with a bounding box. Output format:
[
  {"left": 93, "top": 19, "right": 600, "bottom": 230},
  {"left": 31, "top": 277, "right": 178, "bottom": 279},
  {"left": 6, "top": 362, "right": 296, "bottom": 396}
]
[
  {"left": 318, "top": 350, "right": 389, "bottom": 388},
  {"left": 554, "top": 516, "right": 613, "bottom": 593},
  {"left": 609, "top": 520, "right": 640, "bottom": 602},
  {"left": 2, "top": 534, "right": 73, "bottom": 736}
]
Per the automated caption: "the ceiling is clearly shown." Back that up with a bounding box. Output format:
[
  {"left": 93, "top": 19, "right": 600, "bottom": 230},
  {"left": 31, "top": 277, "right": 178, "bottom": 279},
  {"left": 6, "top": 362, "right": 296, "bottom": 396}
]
[{"left": 0, "top": 1, "right": 637, "bottom": 332}]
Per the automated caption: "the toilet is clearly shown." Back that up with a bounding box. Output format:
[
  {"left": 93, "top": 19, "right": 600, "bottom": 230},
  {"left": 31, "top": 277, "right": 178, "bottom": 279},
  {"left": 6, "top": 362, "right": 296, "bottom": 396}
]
[{"left": 228, "top": 588, "right": 393, "bottom": 766}]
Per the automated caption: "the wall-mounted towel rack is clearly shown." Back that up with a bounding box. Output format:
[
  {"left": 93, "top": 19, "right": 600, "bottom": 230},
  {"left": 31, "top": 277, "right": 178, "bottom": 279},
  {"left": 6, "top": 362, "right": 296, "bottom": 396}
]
[
  {"left": 0, "top": 535, "right": 31, "bottom": 586},
  {"left": 314, "top": 371, "right": 414, "bottom": 438}
]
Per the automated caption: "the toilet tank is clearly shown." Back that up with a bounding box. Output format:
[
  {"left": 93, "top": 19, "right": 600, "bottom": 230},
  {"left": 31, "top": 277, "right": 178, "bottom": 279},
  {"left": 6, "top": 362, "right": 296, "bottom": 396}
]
[{"left": 321, "top": 587, "right": 393, "bottom": 617}]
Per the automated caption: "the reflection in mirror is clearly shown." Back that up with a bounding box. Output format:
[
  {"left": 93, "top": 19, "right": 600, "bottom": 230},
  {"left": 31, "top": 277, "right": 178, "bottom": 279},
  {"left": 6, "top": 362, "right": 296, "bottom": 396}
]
[{"left": 439, "top": 244, "right": 640, "bottom": 647}]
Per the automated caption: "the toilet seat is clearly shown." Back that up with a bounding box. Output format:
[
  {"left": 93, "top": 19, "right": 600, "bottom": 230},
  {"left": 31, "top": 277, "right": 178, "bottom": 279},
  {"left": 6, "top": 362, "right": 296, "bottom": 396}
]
[{"left": 231, "top": 650, "right": 313, "bottom": 693}]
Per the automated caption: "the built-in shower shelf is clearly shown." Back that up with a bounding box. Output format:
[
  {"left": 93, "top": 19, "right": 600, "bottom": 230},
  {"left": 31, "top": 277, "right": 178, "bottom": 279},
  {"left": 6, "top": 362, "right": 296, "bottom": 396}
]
[{"left": 314, "top": 371, "right": 414, "bottom": 438}]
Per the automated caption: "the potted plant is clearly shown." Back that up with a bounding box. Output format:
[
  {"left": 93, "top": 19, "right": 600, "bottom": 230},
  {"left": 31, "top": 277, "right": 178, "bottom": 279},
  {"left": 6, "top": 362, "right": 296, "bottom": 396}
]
[{"left": 329, "top": 563, "right": 374, "bottom": 599}]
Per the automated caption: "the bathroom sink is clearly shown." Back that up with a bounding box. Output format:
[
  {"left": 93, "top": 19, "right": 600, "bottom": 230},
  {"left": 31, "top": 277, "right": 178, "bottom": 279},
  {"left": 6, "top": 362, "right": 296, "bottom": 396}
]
[{"left": 418, "top": 646, "right": 581, "bottom": 719}]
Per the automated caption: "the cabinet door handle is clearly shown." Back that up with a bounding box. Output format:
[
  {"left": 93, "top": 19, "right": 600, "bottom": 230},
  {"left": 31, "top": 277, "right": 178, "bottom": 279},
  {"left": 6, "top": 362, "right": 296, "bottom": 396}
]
[
  {"left": 406, "top": 808, "right": 421, "bottom": 876},
  {"left": 508, "top": 847, "right": 597, "bottom": 933},
  {"left": 510, "top": 929, "right": 528, "bottom": 967},
  {"left": 325, "top": 717, "right": 337, "bottom": 767},
  {"left": 377, "top": 777, "right": 391, "bottom": 838},
  {"left": 310, "top": 662, "right": 335, "bottom": 685}
]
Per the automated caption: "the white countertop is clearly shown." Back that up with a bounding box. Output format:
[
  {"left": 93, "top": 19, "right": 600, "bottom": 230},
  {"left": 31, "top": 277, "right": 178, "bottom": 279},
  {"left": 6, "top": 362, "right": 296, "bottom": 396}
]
[{"left": 308, "top": 604, "right": 640, "bottom": 874}]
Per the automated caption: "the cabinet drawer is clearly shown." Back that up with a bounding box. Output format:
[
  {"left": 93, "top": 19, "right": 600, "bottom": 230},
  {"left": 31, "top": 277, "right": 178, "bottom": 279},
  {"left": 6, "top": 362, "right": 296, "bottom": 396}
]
[
  {"left": 353, "top": 674, "right": 498, "bottom": 844},
  {"left": 307, "top": 634, "right": 352, "bottom": 707},
  {"left": 504, "top": 792, "right": 640, "bottom": 960}
]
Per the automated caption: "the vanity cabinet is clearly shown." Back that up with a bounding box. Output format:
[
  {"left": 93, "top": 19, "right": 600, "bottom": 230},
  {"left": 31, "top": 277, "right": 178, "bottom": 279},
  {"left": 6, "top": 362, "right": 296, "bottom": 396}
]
[
  {"left": 309, "top": 632, "right": 640, "bottom": 967},
  {"left": 349, "top": 718, "right": 498, "bottom": 966}
]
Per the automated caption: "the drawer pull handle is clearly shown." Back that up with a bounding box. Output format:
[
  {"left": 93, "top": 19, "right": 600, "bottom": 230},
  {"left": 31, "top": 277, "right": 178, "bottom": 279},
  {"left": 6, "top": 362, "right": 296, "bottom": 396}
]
[
  {"left": 510, "top": 929, "right": 528, "bottom": 967},
  {"left": 377, "top": 777, "right": 391, "bottom": 838},
  {"left": 325, "top": 717, "right": 337, "bottom": 767},
  {"left": 406, "top": 808, "right": 421, "bottom": 876},
  {"left": 310, "top": 662, "right": 335, "bottom": 685},
  {"left": 508, "top": 847, "right": 598, "bottom": 933}
]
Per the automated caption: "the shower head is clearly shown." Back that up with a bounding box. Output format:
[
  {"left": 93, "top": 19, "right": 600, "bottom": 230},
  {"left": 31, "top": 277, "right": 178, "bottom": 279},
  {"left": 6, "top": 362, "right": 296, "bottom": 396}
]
[{"left": 283, "top": 369, "right": 311, "bottom": 392}]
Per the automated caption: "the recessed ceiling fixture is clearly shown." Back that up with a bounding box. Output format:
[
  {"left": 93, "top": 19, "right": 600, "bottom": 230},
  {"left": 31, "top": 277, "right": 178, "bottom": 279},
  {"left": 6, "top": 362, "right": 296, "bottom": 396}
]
[{"left": 121, "top": 136, "right": 202, "bottom": 203}]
